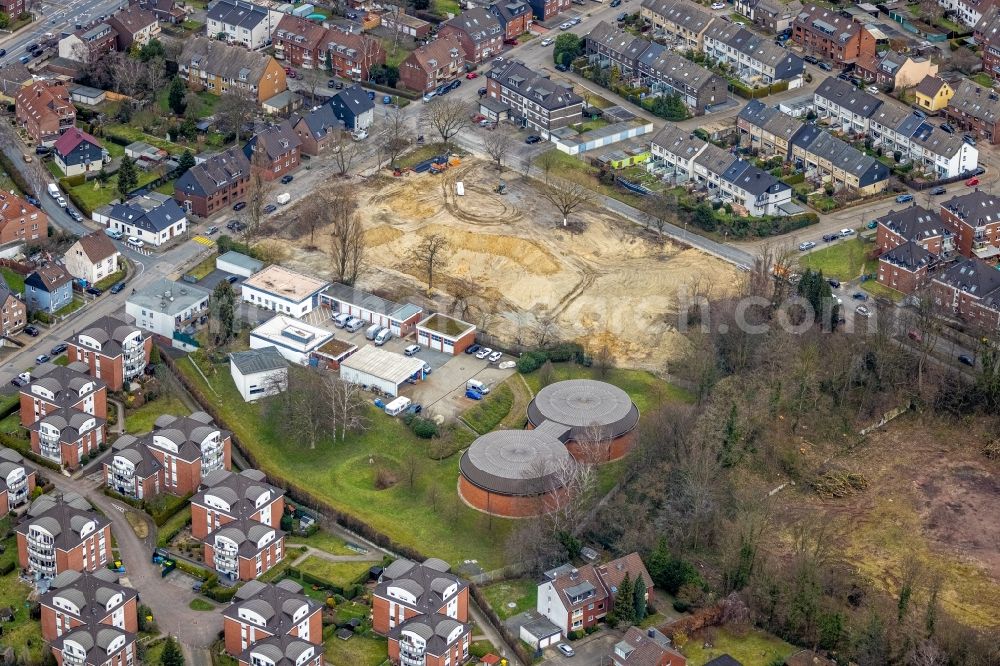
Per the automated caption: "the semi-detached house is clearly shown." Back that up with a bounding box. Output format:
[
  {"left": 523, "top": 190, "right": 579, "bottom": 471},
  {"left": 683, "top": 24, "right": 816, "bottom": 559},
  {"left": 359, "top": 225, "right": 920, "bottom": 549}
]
[
  {"left": 106, "top": 5, "right": 160, "bottom": 49},
  {"left": 439, "top": 8, "right": 503, "bottom": 64},
  {"left": 485, "top": 60, "right": 583, "bottom": 136},
  {"left": 273, "top": 15, "right": 384, "bottom": 80},
  {"left": 206, "top": 0, "right": 280, "bottom": 50},
  {"left": 399, "top": 36, "right": 465, "bottom": 93}
]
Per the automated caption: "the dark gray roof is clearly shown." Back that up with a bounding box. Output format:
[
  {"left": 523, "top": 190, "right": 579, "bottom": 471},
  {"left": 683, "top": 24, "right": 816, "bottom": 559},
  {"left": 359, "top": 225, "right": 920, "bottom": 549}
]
[
  {"left": 330, "top": 84, "right": 375, "bottom": 120},
  {"left": 489, "top": 0, "right": 530, "bottom": 24},
  {"left": 180, "top": 37, "right": 275, "bottom": 86},
  {"left": 794, "top": 4, "right": 863, "bottom": 43},
  {"left": 244, "top": 121, "right": 301, "bottom": 163},
  {"left": 22, "top": 363, "right": 106, "bottom": 411},
  {"left": 722, "top": 160, "right": 790, "bottom": 197},
  {"left": 375, "top": 558, "right": 467, "bottom": 615},
  {"left": 71, "top": 315, "right": 147, "bottom": 359},
  {"left": 704, "top": 657, "right": 744, "bottom": 666},
  {"left": 26, "top": 264, "right": 73, "bottom": 293},
  {"left": 51, "top": 623, "right": 134, "bottom": 666},
  {"left": 224, "top": 580, "right": 320, "bottom": 634},
  {"left": 869, "top": 100, "right": 924, "bottom": 137},
  {"left": 488, "top": 61, "right": 583, "bottom": 112},
  {"left": 876, "top": 205, "right": 946, "bottom": 241},
  {"left": 443, "top": 7, "right": 501, "bottom": 43},
  {"left": 107, "top": 436, "right": 162, "bottom": 478},
  {"left": 946, "top": 79, "right": 1000, "bottom": 125},
  {"left": 388, "top": 614, "right": 469, "bottom": 658},
  {"left": 230, "top": 346, "right": 288, "bottom": 375},
  {"left": 206, "top": 0, "right": 270, "bottom": 30},
  {"left": 206, "top": 516, "right": 283, "bottom": 557},
  {"left": 814, "top": 76, "right": 882, "bottom": 118},
  {"left": 192, "top": 468, "right": 283, "bottom": 518},
  {"left": 915, "top": 75, "right": 947, "bottom": 98},
  {"left": 290, "top": 103, "right": 344, "bottom": 140},
  {"left": 527, "top": 379, "right": 639, "bottom": 440},
  {"left": 880, "top": 240, "right": 934, "bottom": 272},
  {"left": 459, "top": 430, "right": 571, "bottom": 496},
  {"left": 651, "top": 124, "right": 707, "bottom": 161},
  {"left": 28, "top": 406, "right": 106, "bottom": 442},
  {"left": 16, "top": 494, "right": 110, "bottom": 552},
  {"left": 40, "top": 570, "right": 135, "bottom": 623},
  {"left": 239, "top": 635, "right": 324, "bottom": 666},
  {"left": 106, "top": 197, "right": 187, "bottom": 234},
  {"left": 934, "top": 258, "right": 1000, "bottom": 298},
  {"left": 941, "top": 189, "right": 1000, "bottom": 227},
  {"left": 322, "top": 283, "right": 422, "bottom": 320},
  {"left": 175, "top": 145, "right": 251, "bottom": 198}
]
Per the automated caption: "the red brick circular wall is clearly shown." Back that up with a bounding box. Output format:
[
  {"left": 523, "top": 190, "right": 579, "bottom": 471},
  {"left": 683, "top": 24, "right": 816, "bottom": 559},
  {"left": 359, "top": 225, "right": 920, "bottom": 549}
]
[
  {"left": 564, "top": 430, "right": 637, "bottom": 463},
  {"left": 458, "top": 476, "right": 568, "bottom": 518}
]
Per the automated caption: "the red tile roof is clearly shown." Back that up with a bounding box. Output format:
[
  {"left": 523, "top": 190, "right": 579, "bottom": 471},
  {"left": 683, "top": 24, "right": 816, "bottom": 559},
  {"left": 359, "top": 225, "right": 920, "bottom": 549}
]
[{"left": 53, "top": 128, "right": 100, "bottom": 157}]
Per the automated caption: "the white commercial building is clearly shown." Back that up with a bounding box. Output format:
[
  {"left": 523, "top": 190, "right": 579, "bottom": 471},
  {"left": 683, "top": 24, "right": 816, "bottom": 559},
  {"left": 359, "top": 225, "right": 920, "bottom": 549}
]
[
  {"left": 125, "top": 279, "right": 211, "bottom": 350},
  {"left": 338, "top": 345, "right": 425, "bottom": 397},
  {"left": 320, "top": 283, "right": 424, "bottom": 337},
  {"left": 249, "top": 315, "right": 333, "bottom": 366},
  {"left": 229, "top": 346, "right": 289, "bottom": 402},
  {"left": 241, "top": 265, "right": 329, "bottom": 318},
  {"left": 205, "top": 0, "right": 282, "bottom": 50}
]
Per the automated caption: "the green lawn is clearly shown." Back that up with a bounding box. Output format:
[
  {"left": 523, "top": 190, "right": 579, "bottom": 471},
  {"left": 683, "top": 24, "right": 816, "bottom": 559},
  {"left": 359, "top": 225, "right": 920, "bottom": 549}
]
[
  {"left": 54, "top": 296, "right": 87, "bottom": 317},
  {"left": 143, "top": 639, "right": 166, "bottom": 666},
  {"left": 67, "top": 170, "right": 163, "bottom": 216},
  {"left": 0, "top": 528, "right": 45, "bottom": 663},
  {"left": 189, "top": 598, "right": 215, "bottom": 611},
  {"left": 0, "top": 412, "right": 21, "bottom": 434},
  {"left": 1, "top": 267, "right": 24, "bottom": 294},
  {"left": 681, "top": 628, "right": 796, "bottom": 666},
  {"left": 480, "top": 579, "right": 537, "bottom": 620},
  {"left": 104, "top": 125, "right": 189, "bottom": 156},
  {"left": 186, "top": 255, "right": 218, "bottom": 281},
  {"left": 571, "top": 118, "right": 610, "bottom": 134},
  {"left": 399, "top": 143, "right": 453, "bottom": 170},
  {"left": 862, "top": 280, "right": 904, "bottom": 302},
  {"left": 461, "top": 382, "right": 514, "bottom": 435},
  {"left": 95, "top": 267, "right": 128, "bottom": 292},
  {"left": 798, "top": 237, "right": 877, "bottom": 281},
  {"left": 156, "top": 89, "right": 219, "bottom": 119},
  {"left": 324, "top": 633, "right": 388, "bottom": 666},
  {"left": 287, "top": 530, "right": 358, "bottom": 556},
  {"left": 378, "top": 38, "right": 416, "bottom": 69},
  {"left": 173, "top": 354, "right": 511, "bottom": 569},
  {"left": 125, "top": 395, "right": 189, "bottom": 434},
  {"left": 972, "top": 73, "right": 995, "bottom": 87},
  {"left": 522, "top": 364, "right": 694, "bottom": 414},
  {"left": 433, "top": 0, "right": 461, "bottom": 16},
  {"left": 296, "top": 557, "right": 373, "bottom": 588}
]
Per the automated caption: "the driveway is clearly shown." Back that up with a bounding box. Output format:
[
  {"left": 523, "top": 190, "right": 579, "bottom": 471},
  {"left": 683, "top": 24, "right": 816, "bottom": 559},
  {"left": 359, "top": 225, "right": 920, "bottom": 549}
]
[
  {"left": 407, "top": 352, "right": 516, "bottom": 422},
  {"left": 541, "top": 631, "right": 621, "bottom": 666}
]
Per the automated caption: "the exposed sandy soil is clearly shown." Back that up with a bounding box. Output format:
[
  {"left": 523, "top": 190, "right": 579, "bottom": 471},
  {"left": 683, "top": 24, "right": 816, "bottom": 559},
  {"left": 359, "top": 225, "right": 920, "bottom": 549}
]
[{"left": 266, "top": 160, "right": 740, "bottom": 370}]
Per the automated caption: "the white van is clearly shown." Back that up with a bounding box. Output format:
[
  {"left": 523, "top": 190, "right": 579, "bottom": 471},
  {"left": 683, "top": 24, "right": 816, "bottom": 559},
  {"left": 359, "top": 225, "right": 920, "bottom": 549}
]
[
  {"left": 374, "top": 328, "right": 393, "bottom": 346},
  {"left": 365, "top": 323, "right": 383, "bottom": 340},
  {"left": 105, "top": 228, "right": 123, "bottom": 240},
  {"left": 47, "top": 183, "right": 60, "bottom": 198},
  {"left": 276, "top": 193, "right": 291, "bottom": 205},
  {"left": 333, "top": 312, "right": 351, "bottom": 328},
  {"left": 384, "top": 396, "right": 411, "bottom": 416},
  {"left": 466, "top": 379, "right": 490, "bottom": 394},
  {"left": 344, "top": 318, "right": 365, "bottom": 333}
]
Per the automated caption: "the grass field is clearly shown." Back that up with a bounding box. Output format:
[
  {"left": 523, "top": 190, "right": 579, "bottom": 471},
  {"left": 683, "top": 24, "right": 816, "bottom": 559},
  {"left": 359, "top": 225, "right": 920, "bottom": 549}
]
[
  {"left": 681, "top": 628, "right": 796, "bottom": 665},
  {"left": 461, "top": 382, "right": 514, "bottom": 434},
  {"left": 287, "top": 530, "right": 358, "bottom": 556},
  {"left": 174, "top": 354, "right": 512, "bottom": 568},
  {"left": 798, "top": 238, "right": 878, "bottom": 281},
  {"left": 0, "top": 412, "right": 21, "bottom": 434},
  {"left": 67, "top": 170, "right": 162, "bottom": 216},
  {"left": 522, "top": 364, "right": 694, "bottom": 413},
  {"left": 297, "top": 557, "right": 372, "bottom": 588},
  {"left": 324, "top": 633, "right": 388, "bottom": 666},
  {"left": 861, "top": 280, "right": 904, "bottom": 302},
  {"left": 1, "top": 267, "right": 25, "bottom": 294},
  {"left": 186, "top": 255, "right": 218, "bottom": 280},
  {"left": 189, "top": 598, "right": 215, "bottom": 611},
  {"left": 480, "top": 579, "right": 537, "bottom": 620},
  {"left": 125, "top": 395, "right": 189, "bottom": 434},
  {"left": 0, "top": 525, "right": 45, "bottom": 663},
  {"left": 378, "top": 37, "right": 416, "bottom": 69}
]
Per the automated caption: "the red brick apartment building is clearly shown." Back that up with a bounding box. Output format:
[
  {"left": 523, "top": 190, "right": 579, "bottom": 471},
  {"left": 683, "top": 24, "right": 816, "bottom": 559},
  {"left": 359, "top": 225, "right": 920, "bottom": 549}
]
[
  {"left": 943, "top": 79, "right": 1000, "bottom": 145},
  {"left": 791, "top": 4, "right": 875, "bottom": 67},
  {"left": 0, "top": 447, "right": 35, "bottom": 515},
  {"left": 527, "top": 0, "right": 571, "bottom": 21},
  {"left": 273, "top": 15, "right": 384, "bottom": 79},
  {"left": 489, "top": 0, "right": 532, "bottom": 42},
  {"left": 39, "top": 569, "right": 138, "bottom": 641},
  {"left": 244, "top": 121, "right": 302, "bottom": 182},
  {"left": 67, "top": 315, "right": 152, "bottom": 392},
  {"left": 374, "top": 558, "right": 472, "bottom": 666},
  {"left": 238, "top": 636, "right": 324, "bottom": 666},
  {"left": 191, "top": 468, "right": 284, "bottom": 581},
  {"left": 0, "top": 191, "right": 49, "bottom": 245},
  {"left": 174, "top": 146, "right": 251, "bottom": 218},
  {"left": 223, "top": 579, "right": 323, "bottom": 656},
  {"left": 106, "top": 412, "right": 232, "bottom": 498},
  {"left": 938, "top": 189, "right": 1000, "bottom": 258},
  {"left": 933, "top": 258, "right": 1000, "bottom": 328},
  {"left": 50, "top": 623, "right": 136, "bottom": 666},
  {"left": 874, "top": 205, "right": 950, "bottom": 255},
  {"left": 439, "top": 8, "right": 504, "bottom": 64},
  {"left": 399, "top": 36, "right": 465, "bottom": 93},
  {"left": 16, "top": 494, "right": 112, "bottom": 579},
  {"left": 15, "top": 81, "right": 75, "bottom": 146}
]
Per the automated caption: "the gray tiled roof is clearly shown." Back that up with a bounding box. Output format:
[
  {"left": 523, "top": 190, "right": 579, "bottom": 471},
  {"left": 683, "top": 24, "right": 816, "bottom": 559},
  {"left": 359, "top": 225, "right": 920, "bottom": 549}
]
[
  {"left": 180, "top": 37, "right": 275, "bottom": 87},
  {"left": 444, "top": 7, "right": 501, "bottom": 43},
  {"left": 206, "top": 0, "right": 270, "bottom": 30},
  {"left": 240, "top": 634, "right": 324, "bottom": 666},
  {"left": 388, "top": 614, "right": 469, "bottom": 658},
  {"left": 488, "top": 60, "right": 583, "bottom": 112},
  {"left": 16, "top": 494, "right": 110, "bottom": 552},
  {"left": 230, "top": 346, "right": 288, "bottom": 375},
  {"left": 947, "top": 79, "right": 1000, "bottom": 125},
  {"left": 175, "top": 145, "right": 251, "bottom": 198},
  {"left": 375, "top": 558, "right": 467, "bottom": 616},
  {"left": 814, "top": 76, "right": 882, "bottom": 118},
  {"left": 40, "top": 570, "right": 135, "bottom": 624},
  {"left": 192, "top": 468, "right": 282, "bottom": 518},
  {"left": 880, "top": 240, "right": 934, "bottom": 272}
]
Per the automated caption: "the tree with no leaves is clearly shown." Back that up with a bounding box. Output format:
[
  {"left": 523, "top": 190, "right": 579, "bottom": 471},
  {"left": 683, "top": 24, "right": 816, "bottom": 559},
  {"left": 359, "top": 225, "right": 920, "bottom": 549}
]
[
  {"left": 412, "top": 234, "right": 450, "bottom": 293},
  {"left": 538, "top": 175, "right": 593, "bottom": 227},
  {"left": 329, "top": 128, "right": 361, "bottom": 177},
  {"left": 217, "top": 87, "right": 257, "bottom": 144},
  {"left": 642, "top": 190, "right": 677, "bottom": 240},
  {"left": 271, "top": 367, "right": 333, "bottom": 450},
  {"left": 378, "top": 107, "right": 412, "bottom": 170},
  {"left": 329, "top": 378, "right": 369, "bottom": 441},
  {"left": 424, "top": 97, "right": 469, "bottom": 147},
  {"left": 481, "top": 129, "right": 513, "bottom": 171},
  {"left": 328, "top": 186, "right": 366, "bottom": 285},
  {"left": 243, "top": 146, "right": 271, "bottom": 248}
]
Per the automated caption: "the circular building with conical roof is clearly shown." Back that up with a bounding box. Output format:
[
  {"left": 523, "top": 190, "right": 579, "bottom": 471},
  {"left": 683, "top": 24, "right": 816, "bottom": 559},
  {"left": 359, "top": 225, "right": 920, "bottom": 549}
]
[
  {"left": 526, "top": 379, "right": 639, "bottom": 462},
  {"left": 458, "top": 430, "right": 572, "bottom": 518}
]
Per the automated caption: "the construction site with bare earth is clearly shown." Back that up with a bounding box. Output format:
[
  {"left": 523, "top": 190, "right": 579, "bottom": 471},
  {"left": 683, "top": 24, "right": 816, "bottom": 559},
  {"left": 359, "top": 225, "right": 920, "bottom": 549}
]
[{"left": 264, "top": 158, "right": 740, "bottom": 370}]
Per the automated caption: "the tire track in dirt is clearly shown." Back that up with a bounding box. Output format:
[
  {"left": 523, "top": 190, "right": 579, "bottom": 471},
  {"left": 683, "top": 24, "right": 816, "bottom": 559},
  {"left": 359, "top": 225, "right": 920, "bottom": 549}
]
[
  {"left": 440, "top": 163, "right": 524, "bottom": 226},
  {"left": 549, "top": 265, "right": 599, "bottom": 319}
]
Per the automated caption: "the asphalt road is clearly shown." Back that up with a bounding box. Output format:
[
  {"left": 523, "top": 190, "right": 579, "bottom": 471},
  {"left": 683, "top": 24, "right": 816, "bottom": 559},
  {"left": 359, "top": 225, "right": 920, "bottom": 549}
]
[{"left": 0, "top": 0, "right": 129, "bottom": 67}]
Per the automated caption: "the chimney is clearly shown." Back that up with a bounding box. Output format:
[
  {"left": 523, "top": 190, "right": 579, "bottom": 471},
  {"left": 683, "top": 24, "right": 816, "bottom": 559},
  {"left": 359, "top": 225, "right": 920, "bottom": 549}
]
[{"left": 647, "top": 628, "right": 655, "bottom": 638}]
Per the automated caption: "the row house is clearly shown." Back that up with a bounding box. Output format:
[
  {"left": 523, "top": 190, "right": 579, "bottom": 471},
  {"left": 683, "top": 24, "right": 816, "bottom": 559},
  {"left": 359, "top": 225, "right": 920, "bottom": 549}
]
[
  {"left": 854, "top": 50, "right": 937, "bottom": 91},
  {"left": 192, "top": 468, "right": 283, "bottom": 580},
  {"left": 66, "top": 315, "right": 150, "bottom": 393},
  {"left": 936, "top": 0, "right": 999, "bottom": 28},
  {"left": 273, "top": 18, "right": 384, "bottom": 79},
  {"left": 637, "top": 44, "right": 727, "bottom": 115},
  {"left": 537, "top": 553, "right": 653, "bottom": 636},
  {"left": 16, "top": 494, "right": 112, "bottom": 579},
  {"left": 639, "top": 0, "right": 715, "bottom": 50},
  {"left": 909, "top": 128, "right": 979, "bottom": 180},
  {"left": 223, "top": 579, "right": 322, "bottom": 656},
  {"left": 735, "top": 0, "right": 802, "bottom": 34},
  {"left": 50, "top": 621, "right": 136, "bottom": 666},
  {"left": 489, "top": 0, "right": 532, "bottom": 42},
  {"left": 692, "top": 143, "right": 736, "bottom": 191},
  {"left": 790, "top": 123, "right": 889, "bottom": 195},
  {"left": 105, "top": 411, "right": 232, "bottom": 498},
  {"left": 485, "top": 61, "right": 583, "bottom": 136},
  {"left": 813, "top": 76, "right": 882, "bottom": 136},
  {"left": 39, "top": 569, "right": 137, "bottom": 642},
  {"left": 526, "top": 0, "right": 570, "bottom": 22},
  {"left": 791, "top": 4, "right": 876, "bottom": 67},
  {"left": 179, "top": 37, "right": 288, "bottom": 103},
  {"left": 374, "top": 558, "right": 471, "bottom": 666},
  {"left": 701, "top": 21, "right": 804, "bottom": 86},
  {"left": 271, "top": 15, "right": 325, "bottom": 69},
  {"left": 0, "top": 274, "right": 26, "bottom": 338},
  {"left": 206, "top": 0, "right": 280, "bottom": 50},
  {"left": 914, "top": 75, "right": 954, "bottom": 114},
  {"left": 238, "top": 635, "right": 324, "bottom": 666},
  {"left": 939, "top": 189, "right": 1000, "bottom": 259},
  {"left": 244, "top": 121, "right": 302, "bottom": 182},
  {"left": 736, "top": 98, "right": 805, "bottom": 157},
  {"left": 932, "top": 257, "right": 1000, "bottom": 328},
  {"left": 974, "top": 5, "right": 1000, "bottom": 79},
  {"left": 174, "top": 146, "right": 252, "bottom": 218},
  {"left": 718, "top": 160, "right": 793, "bottom": 217},
  {"left": 586, "top": 21, "right": 651, "bottom": 78},
  {"left": 0, "top": 447, "right": 34, "bottom": 515},
  {"left": 399, "top": 36, "right": 465, "bottom": 93},
  {"left": 439, "top": 8, "right": 503, "bottom": 64},
  {"left": 15, "top": 81, "right": 75, "bottom": 146},
  {"left": 650, "top": 124, "right": 709, "bottom": 183},
  {"left": 0, "top": 190, "right": 48, "bottom": 245},
  {"left": 943, "top": 78, "right": 1000, "bottom": 145}
]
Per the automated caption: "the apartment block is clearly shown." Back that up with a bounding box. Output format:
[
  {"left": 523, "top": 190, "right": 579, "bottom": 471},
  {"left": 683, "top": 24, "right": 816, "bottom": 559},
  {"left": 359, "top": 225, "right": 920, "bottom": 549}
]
[
  {"left": 222, "top": 579, "right": 322, "bottom": 656},
  {"left": 67, "top": 315, "right": 152, "bottom": 392},
  {"left": 16, "top": 494, "right": 112, "bottom": 579}
]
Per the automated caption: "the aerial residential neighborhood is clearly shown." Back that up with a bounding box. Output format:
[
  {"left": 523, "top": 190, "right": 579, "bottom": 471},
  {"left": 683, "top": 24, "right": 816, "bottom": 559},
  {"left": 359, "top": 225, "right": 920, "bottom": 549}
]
[{"left": 0, "top": 0, "right": 998, "bottom": 665}]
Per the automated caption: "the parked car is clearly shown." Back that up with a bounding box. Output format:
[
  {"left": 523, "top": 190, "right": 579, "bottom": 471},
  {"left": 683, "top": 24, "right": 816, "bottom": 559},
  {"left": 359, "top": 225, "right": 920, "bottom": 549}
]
[
  {"left": 233, "top": 202, "right": 246, "bottom": 211},
  {"left": 35, "top": 145, "right": 51, "bottom": 156},
  {"left": 56, "top": 196, "right": 66, "bottom": 207},
  {"left": 327, "top": 79, "right": 337, "bottom": 88},
  {"left": 475, "top": 346, "right": 492, "bottom": 359},
  {"left": 940, "top": 123, "right": 955, "bottom": 134},
  {"left": 422, "top": 91, "right": 436, "bottom": 102},
  {"left": 798, "top": 241, "right": 816, "bottom": 251},
  {"left": 852, "top": 292, "right": 868, "bottom": 301},
  {"left": 895, "top": 194, "right": 914, "bottom": 203},
  {"left": 540, "top": 37, "right": 553, "bottom": 46},
  {"left": 867, "top": 220, "right": 877, "bottom": 229},
  {"left": 404, "top": 344, "right": 421, "bottom": 356},
  {"left": 558, "top": 21, "right": 571, "bottom": 29},
  {"left": 840, "top": 228, "right": 855, "bottom": 236},
  {"left": 0, "top": 49, "right": 5, "bottom": 57},
  {"left": 448, "top": 80, "right": 461, "bottom": 91},
  {"left": 525, "top": 135, "right": 542, "bottom": 144},
  {"left": 25, "top": 196, "right": 40, "bottom": 206},
  {"left": 466, "top": 72, "right": 478, "bottom": 79},
  {"left": 855, "top": 305, "right": 871, "bottom": 317},
  {"left": 127, "top": 237, "right": 144, "bottom": 248},
  {"left": 710, "top": 1, "right": 725, "bottom": 8},
  {"left": 963, "top": 134, "right": 976, "bottom": 146},
  {"left": 465, "top": 388, "right": 484, "bottom": 400},
  {"left": 488, "top": 351, "right": 502, "bottom": 363},
  {"left": 50, "top": 343, "right": 67, "bottom": 355},
  {"left": 611, "top": 0, "right": 623, "bottom": 6},
  {"left": 11, "top": 375, "right": 29, "bottom": 388},
  {"left": 930, "top": 186, "right": 947, "bottom": 195},
  {"left": 478, "top": 86, "right": 488, "bottom": 96},
  {"left": 110, "top": 282, "right": 126, "bottom": 294},
  {"left": 822, "top": 233, "right": 839, "bottom": 242},
  {"left": 557, "top": 644, "right": 575, "bottom": 658},
  {"left": 24, "top": 325, "right": 40, "bottom": 337},
  {"left": 280, "top": 174, "right": 294, "bottom": 184},
  {"left": 555, "top": 63, "right": 569, "bottom": 72},
  {"left": 407, "top": 403, "right": 423, "bottom": 415},
  {"left": 966, "top": 177, "right": 980, "bottom": 187},
  {"left": 35, "top": 354, "right": 50, "bottom": 364},
  {"left": 367, "top": 90, "right": 376, "bottom": 100},
  {"left": 68, "top": 208, "right": 83, "bottom": 222},
  {"left": 263, "top": 204, "right": 277, "bottom": 214},
  {"left": 465, "top": 343, "right": 481, "bottom": 355},
  {"left": 85, "top": 286, "right": 102, "bottom": 296},
  {"left": 866, "top": 85, "right": 879, "bottom": 94},
  {"left": 958, "top": 354, "right": 975, "bottom": 367},
  {"left": 383, "top": 95, "right": 392, "bottom": 104},
  {"left": 828, "top": 278, "right": 841, "bottom": 289}
]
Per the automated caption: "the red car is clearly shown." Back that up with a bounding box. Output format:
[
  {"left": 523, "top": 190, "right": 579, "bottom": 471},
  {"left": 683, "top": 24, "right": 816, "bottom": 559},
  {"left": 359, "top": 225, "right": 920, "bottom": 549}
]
[
  {"left": 465, "top": 72, "right": 478, "bottom": 79},
  {"left": 966, "top": 176, "right": 980, "bottom": 186}
]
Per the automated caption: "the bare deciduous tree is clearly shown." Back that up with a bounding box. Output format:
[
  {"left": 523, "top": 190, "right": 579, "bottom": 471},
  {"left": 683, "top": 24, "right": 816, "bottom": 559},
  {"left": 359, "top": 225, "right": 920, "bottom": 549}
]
[
  {"left": 536, "top": 150, "right": 561, "bottom": 182},
  {"left": 481, "top": 129, "right": 513, "bottom": 171},
  {"left": 329, "top": 129, "right": 361, "bottom": 177},
  {"left": 411, "top": 233, "right": 450, "bottom": 293},
  {"left": 378, "top": 108, "right": 412, "bottom": 169},
  {"left": 538, "top": 176, "right": 593, "bottom": 227},
  {"left": 275, "top": 368, "right": 333, "bottom": 450},
  {"left": 574, "top": 423, "right": 613, "bottom": 464},
  {"left": 243, "top": 146, "right": 271, "bottom": 247},
  {"left": 329, "top": 379, "right": 369, "bottom": 441},
  {"left": 424, "top": 97, "right": 470, "bottom": 147},
  {"left": 217, "top": 87, "right": 257, "bottom": 144},
  {"left": 328, "top": 186, "right": 366, "bottom": 285},
  {"left": 907, "top": 289, "right": 946, "bottom": 393},
  {"left": 642, "top": 190, "right": 676, "bottom": 241}
]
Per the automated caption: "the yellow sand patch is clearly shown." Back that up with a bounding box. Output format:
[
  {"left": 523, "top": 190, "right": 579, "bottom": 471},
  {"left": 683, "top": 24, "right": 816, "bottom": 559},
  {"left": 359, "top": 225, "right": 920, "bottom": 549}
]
[
  {"left": 366, "top": 225, "right": 404, "bottom": 247},
  {"left": 419, "top": 224, "right": 560, "bottom": 276}
]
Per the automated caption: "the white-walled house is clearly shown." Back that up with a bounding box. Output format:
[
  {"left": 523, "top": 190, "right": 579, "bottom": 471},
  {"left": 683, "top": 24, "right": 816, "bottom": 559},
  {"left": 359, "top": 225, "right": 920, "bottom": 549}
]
[
  {"left": 63, "top": 231, "right": 120, "bottom": 285},
  {"left": 241, "top": 265, "right": 328, "bottom": 318},
  {"left": 125, "top": 278, "right": 210, "bottom": 349},
  {"left": 229, "top": 346, "right": 288, "bottom": 401},
  {"left": 93, "top": 193, "right": 187, "bottom": 247}
]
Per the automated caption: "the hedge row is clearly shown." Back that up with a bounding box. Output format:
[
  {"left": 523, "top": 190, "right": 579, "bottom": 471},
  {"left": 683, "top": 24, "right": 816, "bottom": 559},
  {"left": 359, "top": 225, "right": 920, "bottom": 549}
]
[
  {"left": 286, "top": 566, "right": 364, "bottom": 599},
  {"left": 149, "top": 493, "right": 192, "bottom": 527},
  {"left": 516, "top": 342, "right": 585, "bottom": 374}
]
